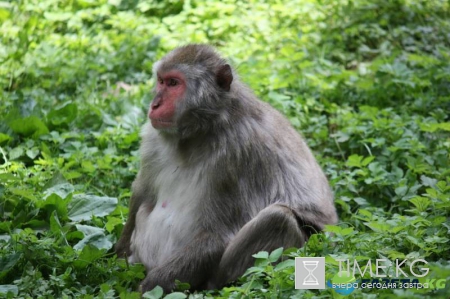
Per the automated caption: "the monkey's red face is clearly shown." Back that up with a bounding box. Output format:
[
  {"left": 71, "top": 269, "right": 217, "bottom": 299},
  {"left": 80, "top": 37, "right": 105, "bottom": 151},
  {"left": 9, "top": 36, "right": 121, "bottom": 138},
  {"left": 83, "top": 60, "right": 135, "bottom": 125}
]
[{"left": 149, "top": 70, "right": 186, "bottom": 129}]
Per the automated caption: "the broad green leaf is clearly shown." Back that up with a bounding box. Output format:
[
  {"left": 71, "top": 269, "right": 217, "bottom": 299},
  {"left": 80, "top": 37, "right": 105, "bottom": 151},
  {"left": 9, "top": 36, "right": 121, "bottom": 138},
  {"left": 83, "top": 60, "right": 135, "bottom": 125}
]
[
  {"left": 361, "top": 156, "right": 375, "bottom": 166},
  {"left": 47, "top": 103, "right": 78, "bottom": 127},
  {"left": 81, "top": 160, "right": 95, "bottom": 173},
  {"left": 105, "top": 217, "right": 123, "bottom": 233},
  {"left": 26, "top": 148, "right": 39, "bottom": 159},
  {"left": 174, "top": 280, "right": 190, "bottom": 291},
  {"left": 409, "top": 196, "right": 431, "bottom": 212},
  {"left": 8, "top": 147, "right": 24, "bottom": 160},
  {"left": 324, "top": 225, "right": 342, "bottom": 234},
  {"left": 9, "top": 116, "right": 49, "bottom": 138},
  {"left": 0, "top": 285, "right": 18, "bottom": 296},
  {"left": 268, "top": 247, "right": 283, "bottom": 262},
  {"left": 143, "top": 286, "right": 163, "bottom": 299},
  {"left": 340, "top": 227, "right": 354, "bottom": 236},
  {"left": 163, "top": 293, "right": 187, "bottom": 299},
  {"left": 346, "top": 154, "right": 363, "bottom": 168},
  {"left": 252, "top": 251, "right": 269, "bottom": 259},
  {"left": 438, "top": 122, "right": 450, "bottom": 131},
  {"left": 73, "top": 245, "right": 105, "bottom": 269},
  {"left": 44, "top": 183, "right": 74, "bottom": 200},
  {"left": 68, "top": 194, "right": 117, "bottom": 221},
  {"left": 74, "top": 224, "right": 112, "bottom": 250},
  {"left": 0, "top": 133, "right": 11, "bottom": 144},
  {"left": 0, "top": 253, "right": 21, "bottom": 275},
  {"left": 40, "top": 193, "right": 69, "bottom": 220}
]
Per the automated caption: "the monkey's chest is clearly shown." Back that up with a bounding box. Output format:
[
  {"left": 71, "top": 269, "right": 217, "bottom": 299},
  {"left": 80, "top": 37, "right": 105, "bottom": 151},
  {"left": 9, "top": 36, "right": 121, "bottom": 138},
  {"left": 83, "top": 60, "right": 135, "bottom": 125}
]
[{"left": 130, "top": 173, "right": 201, "bottom": 270}]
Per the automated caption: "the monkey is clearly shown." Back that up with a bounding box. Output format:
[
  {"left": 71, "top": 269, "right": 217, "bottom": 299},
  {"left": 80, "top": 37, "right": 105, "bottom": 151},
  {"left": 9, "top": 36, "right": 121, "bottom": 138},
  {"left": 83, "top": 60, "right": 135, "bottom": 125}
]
[{"left": 115, "top": 44, "right": 338, "bottom": 293}]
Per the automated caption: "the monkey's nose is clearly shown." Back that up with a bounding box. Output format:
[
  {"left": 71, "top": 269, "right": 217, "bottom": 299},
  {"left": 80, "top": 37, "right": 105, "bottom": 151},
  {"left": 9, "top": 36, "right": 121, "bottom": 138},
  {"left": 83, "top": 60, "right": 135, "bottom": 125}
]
[{"left": 151, "top": 98, "right": 162, "bottom": 109}]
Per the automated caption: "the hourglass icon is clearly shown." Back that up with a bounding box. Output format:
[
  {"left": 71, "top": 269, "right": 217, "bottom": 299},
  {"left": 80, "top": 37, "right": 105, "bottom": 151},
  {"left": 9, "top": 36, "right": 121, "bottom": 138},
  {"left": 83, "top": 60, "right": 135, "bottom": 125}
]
[{"left": 302, "top": 260, "right": 319, "bottom": 285}]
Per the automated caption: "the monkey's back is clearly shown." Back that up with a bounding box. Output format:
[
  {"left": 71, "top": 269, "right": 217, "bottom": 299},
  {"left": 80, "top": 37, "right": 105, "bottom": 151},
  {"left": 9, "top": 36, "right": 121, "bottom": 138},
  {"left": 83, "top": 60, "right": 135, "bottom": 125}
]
[{"left": 192, "top": 91, "right": 338, "bottom": 233}]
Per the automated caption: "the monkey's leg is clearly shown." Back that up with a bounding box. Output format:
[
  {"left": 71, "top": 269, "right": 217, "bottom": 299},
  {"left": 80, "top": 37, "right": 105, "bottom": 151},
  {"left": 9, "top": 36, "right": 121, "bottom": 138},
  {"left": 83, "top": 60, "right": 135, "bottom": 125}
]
[{"left": 212, "top": 203, "right": 306, "bottom": 288}]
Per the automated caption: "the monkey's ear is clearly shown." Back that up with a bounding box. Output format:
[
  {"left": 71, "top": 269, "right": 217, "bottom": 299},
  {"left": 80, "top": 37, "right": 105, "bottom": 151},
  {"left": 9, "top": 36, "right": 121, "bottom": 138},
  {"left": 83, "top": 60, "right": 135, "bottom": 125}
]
[{"left": 216, "top": 64, "right": 233, "bottom": 92}]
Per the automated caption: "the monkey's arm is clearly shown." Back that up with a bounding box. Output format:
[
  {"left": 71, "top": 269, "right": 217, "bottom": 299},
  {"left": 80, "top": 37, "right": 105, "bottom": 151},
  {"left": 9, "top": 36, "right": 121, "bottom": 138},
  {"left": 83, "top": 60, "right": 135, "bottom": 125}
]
[
  {"left": 141, "top": 232, "right": 225, "bottom": 293},
  {"left": 115, "top": 192, "right": 153, "bottom": 258}
]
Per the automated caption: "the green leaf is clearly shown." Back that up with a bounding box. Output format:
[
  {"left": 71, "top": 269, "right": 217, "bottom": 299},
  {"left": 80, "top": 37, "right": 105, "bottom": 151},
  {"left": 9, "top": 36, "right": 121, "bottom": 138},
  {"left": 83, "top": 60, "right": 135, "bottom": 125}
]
[
  {"left": 49, "top": 210, "right": 63, "bottom": 233},
  {"left": 26, "top": 148, "right": 40, "bottom": 159},
  {"left": 409, "top": 196, "right": 431, "bottom": 212},
  {"left": 68, "top": 194, "right": 117, "bottom": 221},
  {"left": 252, "top": 251, "right": 269, "bottom": 259},
  {"left": 268, "top": 247, "right": 283, "bottom": 262},
  {"left": 0, "top": 253, "right": 21, "bottom": 275},
  {"left": 74, "top": 224, "right": 112, "bottom": 250},
  {"left": 47, "top": 103, "right": 78, "bottom": 127},
  {"left": 361, "top": 156, "right": 375, "bottom": 166},
  {"left": 163, "top": 292, "right": 187, "bottom": 299},
  {"left": 81, "top": 160, "right": 96, "bottom": 173},
  {"left": 0, "top": 173, "right": 20, "bottom": 182},
  {"left": 364, "top": 222, "right": 390, "bottom": 232},
  {"left": 324, "top": 225, "right": 342, "bottom": 234},
  {"left": 9, "top": 116, "right": 49, "bottom": 138},
  {"left": 438, "top": 122, "right": 450, "bottom": 131},
  {"left": 8, "top": 147, "right": 24, "bottom": 160},
  {"left": 0, "top": 285, "right": 18, "bottom": 296},
  {"left": 143, "top": 286, "right": 163, "bottom": 299},
  {"left": 40, "top": 193, "right": 69, "bottom": 220},
  {"left": 9, "top": 188, "right": 37, "bottom": 201},
  {"left": 420, "top": 175, "right": 437, "bottom": 187},
  {"left": 43, "top": 183, "right": 74, "bottom": 200},
  {"left": 395, "top": 186, "right": 408, "bottom": 197},
  {"left": 105, "top": 217, "right": 123, "bottom": 233},
  {"left": 341, "top": 227, "right": 354, "bottom": 236},
  {"left": 268, "top": 91, "right": 290, "bottom": 102},
  {"left": 274, "top": 259, "right": 295, "bottom": 271},
  {"left": 0, "top": 133, "right": 11, "bottom": 145},
  {"left": 73, "top": 245, "right": 105, "bottom": 269},
  {"left": 346, "top": 154, "right": 363, "bottom": 168},
  {"left": 242, "top": 266, "right": 264, "bottom": 277},
  {"left": 174, "top": 280, "right": 190, "bottom": 291},
  {"left": 43, "top": 11, "right": 72, "bottom": 21}
]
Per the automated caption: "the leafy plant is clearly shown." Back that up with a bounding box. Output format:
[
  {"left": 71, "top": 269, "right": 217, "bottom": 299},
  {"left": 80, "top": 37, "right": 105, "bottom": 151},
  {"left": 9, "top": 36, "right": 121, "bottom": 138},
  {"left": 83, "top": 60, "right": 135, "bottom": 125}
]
[{"left": 0, "top": 0, "right": 449, "bottom": 298}]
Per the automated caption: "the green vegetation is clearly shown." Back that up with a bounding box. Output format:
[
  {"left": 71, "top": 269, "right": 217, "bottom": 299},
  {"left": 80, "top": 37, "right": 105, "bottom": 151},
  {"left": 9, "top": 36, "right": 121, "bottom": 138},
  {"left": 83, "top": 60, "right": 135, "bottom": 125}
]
[{"left": 1, "top": 0, "right": 449, "bottom": 298}]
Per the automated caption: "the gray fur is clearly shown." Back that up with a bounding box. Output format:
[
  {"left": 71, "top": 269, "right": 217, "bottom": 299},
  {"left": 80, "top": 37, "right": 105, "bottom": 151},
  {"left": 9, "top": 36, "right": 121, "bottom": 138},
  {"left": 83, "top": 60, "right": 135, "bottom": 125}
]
[{"left": 115, "top": 44, "right": 338, "bottom": 293}]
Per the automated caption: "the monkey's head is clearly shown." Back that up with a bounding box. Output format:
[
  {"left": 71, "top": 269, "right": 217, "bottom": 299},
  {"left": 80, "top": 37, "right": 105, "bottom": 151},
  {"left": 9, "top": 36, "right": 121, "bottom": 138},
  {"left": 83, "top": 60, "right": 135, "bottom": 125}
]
[{"left": 149, "top": 44, "right": 234, "bottom": 137}]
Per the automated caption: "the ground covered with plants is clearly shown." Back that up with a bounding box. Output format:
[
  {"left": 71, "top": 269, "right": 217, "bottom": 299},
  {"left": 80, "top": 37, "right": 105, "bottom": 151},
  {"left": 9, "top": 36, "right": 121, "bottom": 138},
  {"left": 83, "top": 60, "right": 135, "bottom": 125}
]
[{"left": 1, "top": 0, "right": 449, "bottom": 298}]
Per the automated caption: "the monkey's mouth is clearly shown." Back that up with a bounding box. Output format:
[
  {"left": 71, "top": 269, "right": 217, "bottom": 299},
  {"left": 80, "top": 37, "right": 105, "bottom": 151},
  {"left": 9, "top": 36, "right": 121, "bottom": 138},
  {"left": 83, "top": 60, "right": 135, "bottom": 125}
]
[{"left": 151, "top": 118, "right": 174, "bottom": 128}]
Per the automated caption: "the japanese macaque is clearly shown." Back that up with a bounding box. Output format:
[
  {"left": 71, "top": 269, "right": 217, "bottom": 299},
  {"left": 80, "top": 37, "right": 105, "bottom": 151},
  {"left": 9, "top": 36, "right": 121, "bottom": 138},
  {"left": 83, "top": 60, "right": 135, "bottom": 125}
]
[{"left": 115, "top": 44, "right": 338, "bottom": 293}]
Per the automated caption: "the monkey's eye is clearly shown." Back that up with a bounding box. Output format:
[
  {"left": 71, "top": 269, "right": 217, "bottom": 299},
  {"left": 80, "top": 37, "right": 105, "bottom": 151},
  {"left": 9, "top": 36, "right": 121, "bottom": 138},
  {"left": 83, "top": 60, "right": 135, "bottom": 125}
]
[
  {"left": 158, "top": 77, "right": 164, "bottom": 84},
  {"left": 167, "top": 78, "right": 178, "bottom": 86}
]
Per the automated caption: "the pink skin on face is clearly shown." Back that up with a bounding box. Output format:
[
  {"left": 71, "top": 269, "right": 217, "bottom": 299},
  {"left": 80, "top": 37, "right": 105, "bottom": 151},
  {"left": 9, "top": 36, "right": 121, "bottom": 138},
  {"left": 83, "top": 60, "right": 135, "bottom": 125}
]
[{"left": 149, "top": 70, "right": 186, "bottom": 129}]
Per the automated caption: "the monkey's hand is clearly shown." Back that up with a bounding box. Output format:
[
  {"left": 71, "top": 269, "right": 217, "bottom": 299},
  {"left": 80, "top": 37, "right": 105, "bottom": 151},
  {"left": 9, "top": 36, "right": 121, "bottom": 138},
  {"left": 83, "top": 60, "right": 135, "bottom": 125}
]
[
  {"left": 115, "top": 217, "right": 135, "bottom": 258},
  {"left": 140, "top": 232, "right": 225, "bottom": 294},
  {"left": 141, "top": 269, "right": 175, "bottom": 294},
  {"left": 114, "top": 236, "right": 131, "bottom": 258},
  {"left": 115, "top": 204, "right": 140, "bottom": 258}
]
